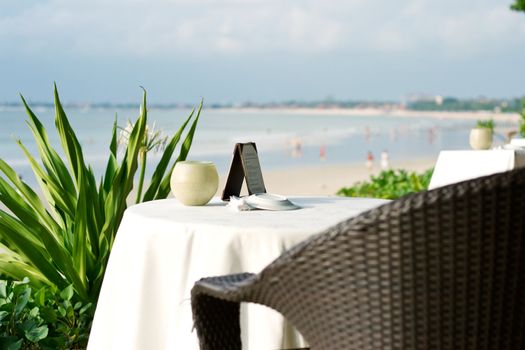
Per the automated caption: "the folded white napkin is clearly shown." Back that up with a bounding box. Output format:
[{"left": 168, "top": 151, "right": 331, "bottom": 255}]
[
  {"left": 227, "top": 194, "right": 300, "bottom": 211},
  {"left": 227, "top": 196, "right": 256, "bottom": 211}
]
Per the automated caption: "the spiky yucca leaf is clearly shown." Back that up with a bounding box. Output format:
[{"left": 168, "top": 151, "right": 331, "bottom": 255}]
[
  {"left": 156, "top": 99, "right": 203, "bottom": 199},
  {"left": 142, "top": 99, "right": 203, "bottom": 201},
  {"left": 0, "top": 85, "right": 200, "bottom": 303}
]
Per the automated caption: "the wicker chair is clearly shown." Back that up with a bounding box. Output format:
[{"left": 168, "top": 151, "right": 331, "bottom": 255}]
[{"left": 191, "top": 168, "right": 525, "bottom": 349}]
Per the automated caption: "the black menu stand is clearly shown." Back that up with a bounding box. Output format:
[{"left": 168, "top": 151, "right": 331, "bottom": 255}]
[{"left": 221, "top": 142, "right": 267, "bottom": 201}]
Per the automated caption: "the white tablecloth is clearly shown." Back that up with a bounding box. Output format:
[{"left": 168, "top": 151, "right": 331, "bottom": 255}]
[
  {"left": 428, "top": 149, "right": 525, "bottom": 190},
  {"left": 88, "top": 196, "right": 388, "bottom": 350}
]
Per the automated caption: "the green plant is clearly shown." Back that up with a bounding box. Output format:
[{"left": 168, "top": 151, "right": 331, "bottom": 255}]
[
  {"left": 476, "top": 119, "right": 495, "bottom": 134},
  {"left": 34, "top": 284, "right": 93, "bottom": 349},
  {"left": 0, "top": 84, "right": 201, "bottom": 303},
  {"left": 118, "top": 121, "right": 169, "bottom": 203},
  {"left": 0, "top": 278, "right": 46, "bottom": 350},
  {"left": 337, "top": 169, "right": 433, "bottom": 199},
  {"left": 519, "top": 99, "right": 525, "bottom": 137},
  {"left": 511, "top": 0, "right": 525, "bottom": 12},
  {"left": 0, "top": 279, "right": 92, "bottom": 349}
]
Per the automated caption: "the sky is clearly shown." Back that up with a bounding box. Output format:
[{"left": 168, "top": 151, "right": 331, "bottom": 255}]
[{"left": 1, "top": 0, "right": 525, "bottom": 104}]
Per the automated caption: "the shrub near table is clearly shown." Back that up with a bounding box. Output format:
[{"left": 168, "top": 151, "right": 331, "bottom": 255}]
[
  {"left": 0, "top": 85, "right": 201, "bottom": 305},
  {"left": 337, "top": 169, "right": 433, "bottom": 199},
  {"left": 0, "top": 279, "right": 92, "bottom": 349}
]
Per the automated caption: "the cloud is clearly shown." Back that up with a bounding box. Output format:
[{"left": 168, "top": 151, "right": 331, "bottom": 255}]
[
  {"left": 434, "top": 7, "right": 525, "bottom": 57},
  {"left": 1, "top": 0, "right": 524, "bottom": 59}
]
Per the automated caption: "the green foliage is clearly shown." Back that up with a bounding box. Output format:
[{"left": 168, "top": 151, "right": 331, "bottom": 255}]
[
  {"left": 337, "top": 169, "right": 434, "bottom": 199},
  {"left": 476, "top": 119, "right": 495, "bottom": 133},
  {"left": 511, "top": 0, "right": 525, "bottom": 12},
  {"left": 0, "top": 279, "right": 92, "bottom": 349},
  {"left": 519, "top": 99, "right": 525, "bottom": 137},
  {"left": 407, "top": 97, "right": 524, "bottom": 112},
  {"left": 0, "top": 85, "right": 201, "bottom": 303},
  {"left": 476, "top": 119, "right": 495, "bottom": 130}
]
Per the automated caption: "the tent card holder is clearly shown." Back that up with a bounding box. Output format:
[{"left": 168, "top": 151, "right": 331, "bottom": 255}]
[{"left": 221, "top": 143, "right": 267, "bottom": 201}]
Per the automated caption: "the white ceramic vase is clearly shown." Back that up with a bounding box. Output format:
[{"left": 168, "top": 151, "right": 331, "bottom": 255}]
[
  {"left": 170, "top": 161, "right": 219, "bottom": 206},
  {"left": 469, "top": 128, "right": 493, "bottom": 150}
]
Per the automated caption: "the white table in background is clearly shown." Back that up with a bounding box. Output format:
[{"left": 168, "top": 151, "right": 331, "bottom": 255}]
[
  {"left": 428, "top": 149, "right": 525, "bottom": 190},
  {"left": 87, "top": 196, "right": 388, "bottom": 350}
]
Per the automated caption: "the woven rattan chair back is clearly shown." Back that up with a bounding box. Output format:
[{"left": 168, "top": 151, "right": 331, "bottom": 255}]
[{"left": 192, "top": 168, "right": 525, "bottom": 349}]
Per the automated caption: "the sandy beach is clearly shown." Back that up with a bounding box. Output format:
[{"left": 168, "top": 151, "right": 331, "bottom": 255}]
[
  {"left": 217, "top": 156, "right": 437, "bottom": 197},
  {"left": 213, "top": 107, "right": 521, "bottom": 123}
]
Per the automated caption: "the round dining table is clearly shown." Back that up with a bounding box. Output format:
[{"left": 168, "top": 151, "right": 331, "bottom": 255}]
[{"left": 88, "top": 196, "right": 389, "bottom": 350}]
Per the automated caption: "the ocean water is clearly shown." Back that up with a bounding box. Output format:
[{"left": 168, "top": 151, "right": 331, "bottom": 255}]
[{"left": 0, "top": 106, "right": 504, "bottom": 186}]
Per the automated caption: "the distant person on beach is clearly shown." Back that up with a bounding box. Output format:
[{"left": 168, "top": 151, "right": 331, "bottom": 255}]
[
  {"left": 320, "top": 144, "right": 326, "bottom": 161},
  {"left": 290, "top": 137, "right": 303, "bottom": 158},
  {"left": 366, "top": 151, "right": 374, "bottom": 171},
  {"left": 380, "top": 150, "right": 390, "bottom": 170}
]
